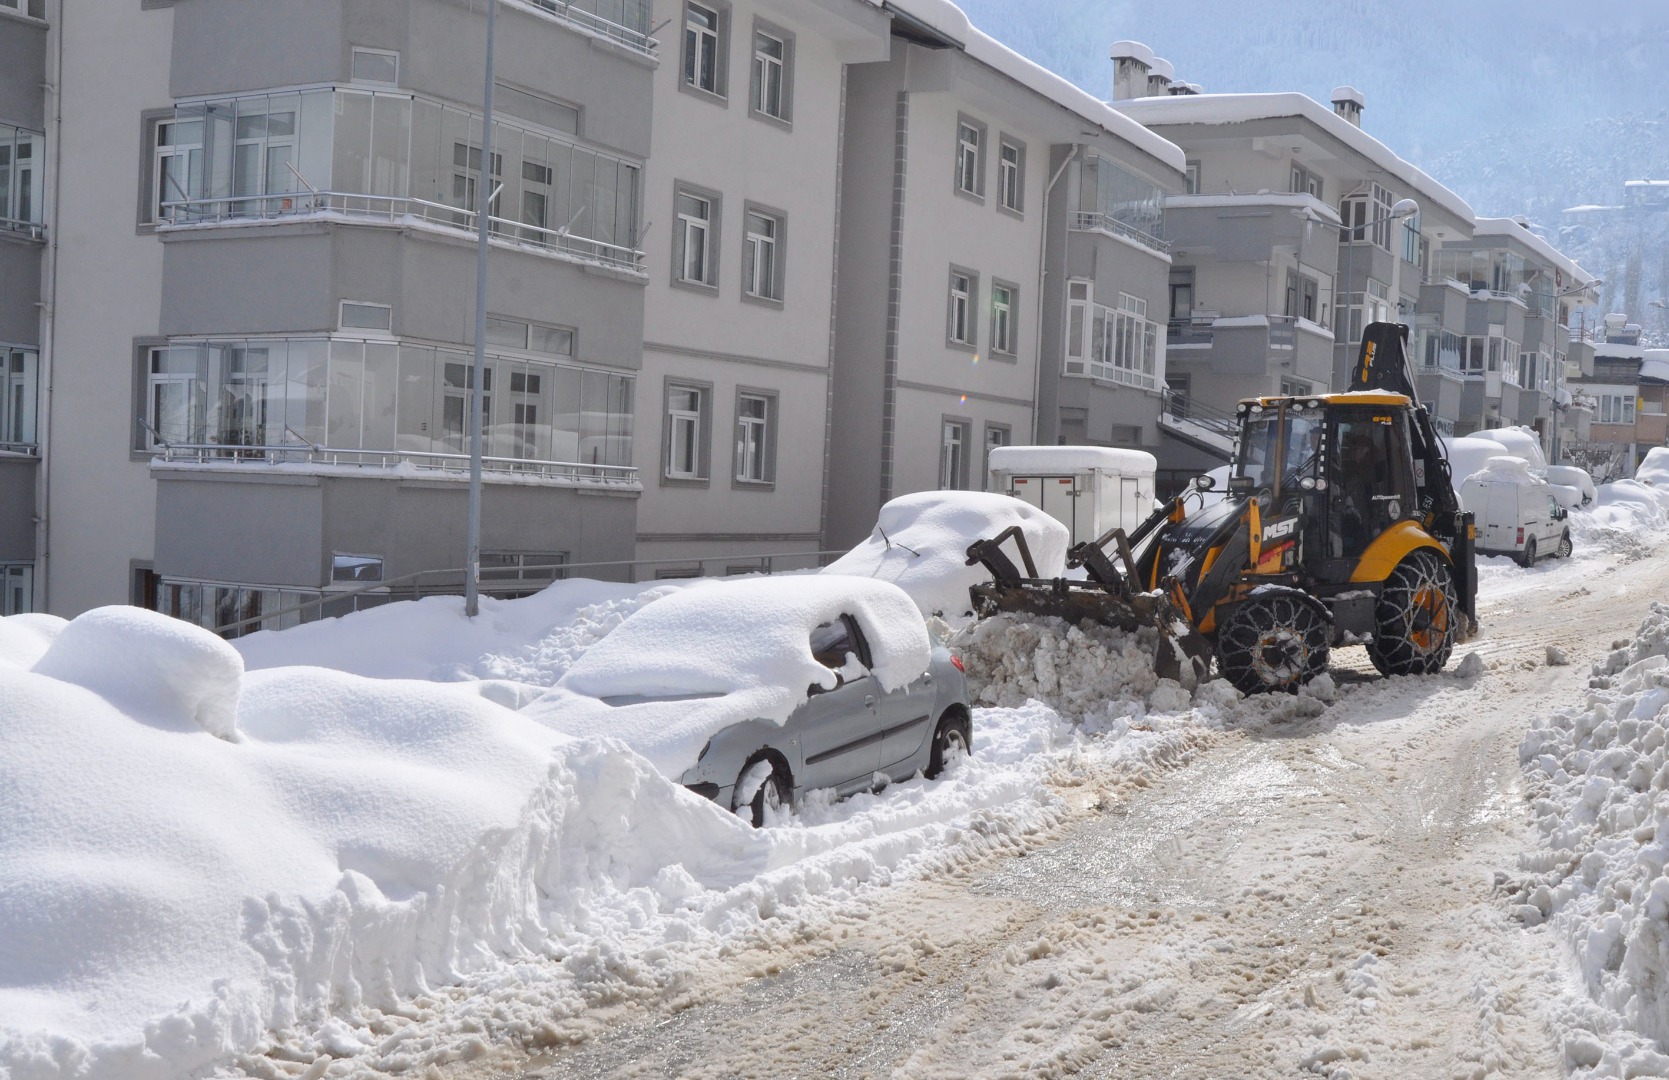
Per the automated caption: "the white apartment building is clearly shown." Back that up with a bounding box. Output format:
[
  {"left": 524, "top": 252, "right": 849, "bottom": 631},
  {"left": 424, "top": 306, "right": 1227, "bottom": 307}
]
[
  {"left": 826, "top": 8, "right": 1184, "bottom": 546},
  {"left": 635, "top": 0, "right": 889, "bottom": 577}
]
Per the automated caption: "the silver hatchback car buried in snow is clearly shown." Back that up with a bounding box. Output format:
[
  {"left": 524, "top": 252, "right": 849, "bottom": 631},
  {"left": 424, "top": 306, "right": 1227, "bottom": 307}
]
[{"left": 677, "top": 614, "right": 972, "bottom": 825}]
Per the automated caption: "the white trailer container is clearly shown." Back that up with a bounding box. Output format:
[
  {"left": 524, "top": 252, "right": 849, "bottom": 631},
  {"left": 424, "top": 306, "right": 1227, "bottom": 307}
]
[{"left": 987, "top": 446, "right": 1158, "bottom": 546}]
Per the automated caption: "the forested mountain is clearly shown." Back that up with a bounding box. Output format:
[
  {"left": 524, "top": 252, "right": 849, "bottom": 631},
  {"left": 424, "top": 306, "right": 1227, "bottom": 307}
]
[{"left": 956, "top": 0, "right": 1669, "bottom": 324}]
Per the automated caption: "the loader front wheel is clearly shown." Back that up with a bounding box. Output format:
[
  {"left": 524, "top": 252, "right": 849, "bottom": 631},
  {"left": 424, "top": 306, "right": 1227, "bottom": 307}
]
[
  {"left": 1367, "top": 550, "right": 1457, "bottom": 677},
  {"left": 1217, "top": 592, "right": 1331, "bottom": 695}
]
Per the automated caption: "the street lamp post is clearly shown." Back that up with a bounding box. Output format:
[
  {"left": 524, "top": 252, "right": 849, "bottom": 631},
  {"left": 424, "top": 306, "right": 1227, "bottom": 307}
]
[{"left": 465, "top": 0, "right": 498, "bottom": 619}]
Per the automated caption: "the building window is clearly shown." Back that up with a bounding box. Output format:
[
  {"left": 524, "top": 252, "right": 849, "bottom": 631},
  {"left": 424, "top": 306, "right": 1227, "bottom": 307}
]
[
  {"left": 750, "top": 24, "right": 792, "bottom": 123},
  {"left": 984, "top": 423, "right": 1010, "bottom": 484},
  {"left": 940, "top": 419, "right": 970, "bottom": 490},
  {"left": 1341, "top": 183, "right": 1395, "bottom": 249},
  {"left": 1284, "top": 272, "right": 1320, "bottom": 323},
  {"left": 998, "top": 138, "right": 1024, "bottom": 214},
  {"left": 683, "top": 2, "right": 725, "bottom": 97},
  {"left": 1078, "top": 154, "right": 1165, "bottom": 250},
  {"left": 0, "top": 123, "right": 44, "bottom": 231},
  {"left": 2, "top": 563, "right": 33, "bottom": 617},
  {"left": 665, "top": 381, "right": 710, "bottom": 480},
  {"left": 0, "top": 0, "right": 46, "bottom": 19},
  {"left": 742, "top": 207, "right": 783, "bottom": 302},
  {"left": 948, "top": 270, "right": 976, "bottom": 347},
  {"left": 1400, "top": 210, "right": 1422, "bottom": 265},
  {"left": 1290, "top": 163, "right": 1322, "bottom": 200},
  {"left": 484, "top": 315, "right": 575, "bottom": 357},
  {"left": 340, "top": 301, "right": 392, "bottom": 332},
  {"left": 350, "top": 47, "right": 400, "bottom": 85},
  {"left": 990, "top": 282, "right": 1016, "bottom": 355},
  {"left": 675, "top": 188, "right": 717, "bottom": 287},
  {"left": 1168, "top": 268, "right": 1194, "bottom": 322},
  {"left": 955, "top": 116, "right": 985, "bottom": 199},
  {"left": 151, "top": 117, "right": 203, "bottom": 223},
  {"left": 2, "top": 347, "right": 37, "bottom": 449},
  {"left": 1184, "top": 160, "right": 1200, "bottom": 195},
  {"left": 734, "top": 390, "right": 776, "bottom": 484},
  {"left": 481, "top": 551, "right": 568, "bottom": 583},
  {"left": 1065, "top": 283, "right": 1161, "bottom": 389},
  {"left": 331, "top": 553, "right": 384, "bottom": 583},
  {"left": 1343, "top": 281, "right": 1390, "bottom": 343}
]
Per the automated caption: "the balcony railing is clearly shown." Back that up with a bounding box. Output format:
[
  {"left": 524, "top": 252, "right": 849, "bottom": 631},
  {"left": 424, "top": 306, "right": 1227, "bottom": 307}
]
[
  {"left": 516, "top": 0, "right": 659, "bottom": 56},
  {"left": 1, "top": 217, "right": 45, "bottom": 241},
  {"left": 158, "top": 192, "right": 646, "bottom": 273},
  {"left": 152, "top": 443, "right": 640, "bottom": 488},
  {"left": 1069, "top": 211, "right": 1171, "bottom": 254}
]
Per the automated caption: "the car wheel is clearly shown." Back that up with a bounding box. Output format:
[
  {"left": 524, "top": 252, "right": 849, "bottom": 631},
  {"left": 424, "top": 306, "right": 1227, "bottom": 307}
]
[
  {"left": 1520, "top": 537, "right": 1537, "bottom": 568},
  {"left": 1556, "top": 531, "right": 1573, "bottom": 559},
  {"left": 926, "top": 711, "right": 971, "bottom": 778},
  {"left": 735, "top": 755, "right": 790, "bottom": 828}
]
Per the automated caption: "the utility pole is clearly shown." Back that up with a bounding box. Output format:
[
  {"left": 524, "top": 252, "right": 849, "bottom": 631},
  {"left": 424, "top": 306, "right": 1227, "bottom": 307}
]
[{"left": 465, "top": 0, "right": 497, "bottom": 618}]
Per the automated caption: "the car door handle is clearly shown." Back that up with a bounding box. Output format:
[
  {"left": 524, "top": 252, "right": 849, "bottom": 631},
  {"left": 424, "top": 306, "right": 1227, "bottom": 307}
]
[
  {"left": 923, "top": 674, "right": 933, "bottom": 685},
  {"left": 864, "top": 696, "right": 876, "bottom": 709}
]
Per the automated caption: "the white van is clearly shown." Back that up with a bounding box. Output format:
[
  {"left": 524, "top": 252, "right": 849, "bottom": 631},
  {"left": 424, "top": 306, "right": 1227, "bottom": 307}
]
[
  {"left": 1460, "top": 461, "right": 1573, "bottom": 566},
  {"left": 987, "top": 446, "right": 1157, "bottom": 546}
]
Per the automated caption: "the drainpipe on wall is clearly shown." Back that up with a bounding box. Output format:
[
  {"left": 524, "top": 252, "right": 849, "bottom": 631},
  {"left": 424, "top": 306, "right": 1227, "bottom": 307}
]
[
  {"left": 1032, "top": 145, "right": 1079, "bottom": 445},
  {"left": 35, "top": 0, "right": 63, "bottom": 613}
]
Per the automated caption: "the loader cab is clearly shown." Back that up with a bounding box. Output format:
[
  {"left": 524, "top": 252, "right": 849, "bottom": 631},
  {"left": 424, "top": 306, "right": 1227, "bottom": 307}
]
[{"left": 1232, "top": 394, "right": 1420, "bottom": 575}]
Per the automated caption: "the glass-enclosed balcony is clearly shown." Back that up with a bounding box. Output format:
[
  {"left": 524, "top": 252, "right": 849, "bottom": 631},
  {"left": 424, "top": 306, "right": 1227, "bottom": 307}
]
[
  {"left": 2, "top": 346, "right": 37, "bottom": 454},
  {"left": 517, "top": 0, "right": 657, "bottom": 55},
  {"left": 1, "top": 124, "right": 45, "bottom": 239},
  {"left": 145, "top": 335, "right": 636, "bottom": 486},
  {"left": 1073, "top": 154, "right": 1168, "bottom": 253},
  {"left": 1433, "top": 248, "right": 1528, "bottom": 302},
  {"left": 155, "top": 88, "right": 643, "bottom": 271}
]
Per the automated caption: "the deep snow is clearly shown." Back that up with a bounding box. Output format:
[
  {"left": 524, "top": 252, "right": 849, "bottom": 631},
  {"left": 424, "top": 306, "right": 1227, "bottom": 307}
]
[{"left": 5, "top": 481, "right": 1669, "bottom": 1077}]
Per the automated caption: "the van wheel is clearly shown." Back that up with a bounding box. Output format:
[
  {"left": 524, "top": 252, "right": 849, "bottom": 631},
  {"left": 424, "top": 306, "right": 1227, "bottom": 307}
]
[
  {"left": 1368, "top": 551, "right": 1457, "bottom": 677},
  {"left": 1519, "top": 537, "right": 1538, "bottom": 568},
  {"left": 1556, "top": 531, "right": 1573, "bottom": 559}
]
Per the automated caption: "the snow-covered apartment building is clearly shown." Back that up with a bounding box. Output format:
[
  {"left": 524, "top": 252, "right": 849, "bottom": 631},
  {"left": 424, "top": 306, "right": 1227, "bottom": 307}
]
[
  {"left": 826, "top": 7, "right": 1183, "bottom": 547},
  {"left": 7, "top": 0, "right": 1183, "bottom": 622}
]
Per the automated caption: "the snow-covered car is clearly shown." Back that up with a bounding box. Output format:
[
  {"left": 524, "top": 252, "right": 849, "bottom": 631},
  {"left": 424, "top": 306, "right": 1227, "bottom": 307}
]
[{"left": 527, "top": 576, "right": 972, "bottom": 825}]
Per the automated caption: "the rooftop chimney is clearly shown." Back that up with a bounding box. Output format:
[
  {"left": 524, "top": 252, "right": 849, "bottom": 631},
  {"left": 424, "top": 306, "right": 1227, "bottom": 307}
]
[
  {"left": 1331, "top": 85, "right": 1364, "bottom": 127},
  {"left": 1110, "top": 40, "right": 1154, "bottom": 101},
  {"left": 1147, "top": 56, "right": 1174, "bottom": 97},
  {"left": 1170, "top": 81, "right": 1202, "bottom": 96}
]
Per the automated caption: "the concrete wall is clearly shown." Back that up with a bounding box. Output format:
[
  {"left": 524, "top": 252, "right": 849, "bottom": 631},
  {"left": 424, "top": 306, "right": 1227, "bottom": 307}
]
[
  {"left": 0, "top": 14, "right": 46, "bottom": 131},
  {"left": 153, "top": 468, "right": 637, "bottom": 586},
  {"left": 0, "top": 455, "right": 35, "bottom": 561},
  {"left": 0, "top": 242, "right": 40, "bottom": 346}
]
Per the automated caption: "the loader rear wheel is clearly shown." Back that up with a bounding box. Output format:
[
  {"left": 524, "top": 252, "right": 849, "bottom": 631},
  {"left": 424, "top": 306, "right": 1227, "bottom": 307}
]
[
  {"left": 1217, "top": 592, "right": 1331, "bottom": 696},
  {"left": 1367, "top": 550, "right": 1457, "bottom": 677}
]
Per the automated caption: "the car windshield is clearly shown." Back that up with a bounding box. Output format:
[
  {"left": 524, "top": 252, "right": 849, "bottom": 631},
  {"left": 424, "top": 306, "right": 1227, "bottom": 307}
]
[{"left": 1238, "top": 409, "right": 1321, "bottom": 493}]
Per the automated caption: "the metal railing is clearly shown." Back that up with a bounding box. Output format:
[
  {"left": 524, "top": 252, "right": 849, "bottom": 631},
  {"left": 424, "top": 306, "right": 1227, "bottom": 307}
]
[
  {"left": 1159, "top": 387, "right": 1240, "bottom": 442},
  {"left": 152, "top": 442, "right": 639, "bottom": 487},
  {"left": 158, "top": 191, "right": 647, "bottom": 272},
  {"left": 206, "top": 548, "right": 846, "bottom": 637},
  {"left": 0, "top": 216, "right": 45, "bottom": 240},
  {"left": 517, "top": 0, "right": 659, "bottom": 55},
  {"left": 1068, "top": 211, "right": 1171, "bottom": 254}
]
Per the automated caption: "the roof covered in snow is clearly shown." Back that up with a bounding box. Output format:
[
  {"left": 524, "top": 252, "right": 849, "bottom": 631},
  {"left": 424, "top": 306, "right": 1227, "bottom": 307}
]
[
  {"left": 1111, "top": 92, "right": 1474, "bottom": 224},
  {"left": 1473, "top": 218, "right": 1595, "bottom": 285},
  {"left": 869, "top": 0, "right": 1186, "bottom": 174}
]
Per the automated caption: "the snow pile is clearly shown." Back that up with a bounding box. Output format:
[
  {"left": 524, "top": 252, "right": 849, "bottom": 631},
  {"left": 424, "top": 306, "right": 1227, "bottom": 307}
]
[
  {"left": 1548, "top": 465, "right": 1599, "bottom": 507},
  {"left": 0, "top": 611, "right": 65, "bottom": 671},
  {"left": 1636, "top": 447, "right": 1669, "bottom": 488},
  {"left": 1470, "top": 426, "right": 1548, "bottom": 471},
  {"left": 236, "top": 578, "right": 671, "bottom": 685},
  {"left": 0, "top": 607, "right": 600, "bottom": 1079},
  {"left": 823, "top": 490, "right": 1070, "bottom": 618},
  {"left": 529, "top": 575, "right": 931, "bottom": 779},
  {"left": 1445, "top": 436, "right": 1529, "bottom": 497},
  {"left": 1462, "top": 454, "right": 1540, "bottom": 487},
  {"left": 1517, "top": 602, "right": 1669, "bottom": 1075}
]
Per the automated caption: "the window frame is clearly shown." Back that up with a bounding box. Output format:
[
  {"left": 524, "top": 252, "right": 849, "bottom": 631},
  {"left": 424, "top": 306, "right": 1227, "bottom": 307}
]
[
  {"left": 732, "top": 387, "right": 778, "bottom": 487},
  {"left": 339, "top": 300, "right": 393, "bottom": 333},
  {"left": 989, "top": 279, "right": 1018, "bottom": 357},
  {"left": 939, "top": 417, "right": 972, "bottom": 491},
  {"left": 983, "top": 422, "right": 1011, "bottom": 485},
  {"left": 663, "top": 377, "right": 713, "bottom": 484},
  {"left": 947, "top": 267, "right": 978, "bottom": 350},
  {"left": 748, "top": 19, "right": 794, "bottom": 127},
  {"left": 681, "top": 0, "right": 730, "bottom": 103},
  {"left": 741, "top": 203, "right": 786, "bottom": 306},
  {"left": 953, "top": 114, "right": 987, "bottom": 201},
  {"left": 349, "top": 47, "right": 401, "bottom": 87},
  {"left": 672, "top": 182, "right": 721, "bottom": 291},
  {"left": 996, "top": 136, "right": 1025, "bottom": 216}
]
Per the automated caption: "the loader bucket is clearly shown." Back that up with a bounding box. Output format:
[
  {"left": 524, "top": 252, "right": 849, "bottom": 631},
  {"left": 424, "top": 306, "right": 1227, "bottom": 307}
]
[{"left": 965, "top": 528, "right": 1212, "bottom": 690}]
